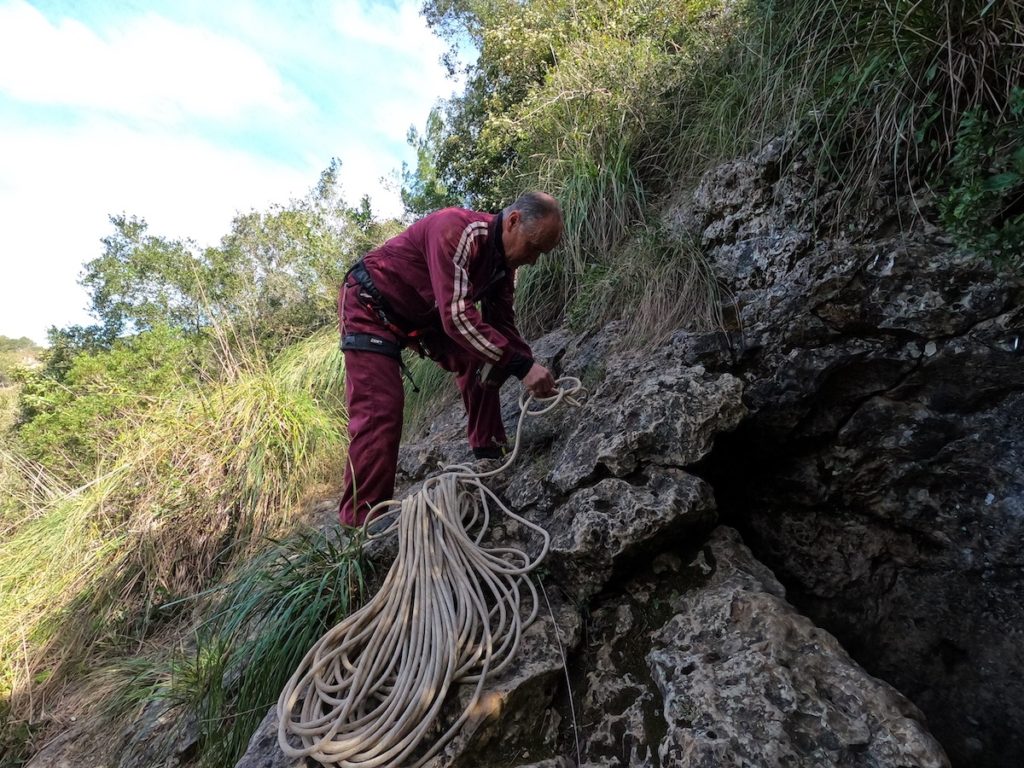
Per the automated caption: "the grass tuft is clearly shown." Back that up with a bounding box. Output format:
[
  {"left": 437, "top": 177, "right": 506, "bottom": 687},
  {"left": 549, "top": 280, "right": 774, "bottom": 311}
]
[{"left": 174, "top": 530, "right": 366, "bottom": 766}]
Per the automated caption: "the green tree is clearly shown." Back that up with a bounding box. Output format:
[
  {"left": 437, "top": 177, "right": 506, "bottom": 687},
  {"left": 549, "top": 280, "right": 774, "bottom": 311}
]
[
  {"left": 0, "top": 336, "right": 40, "bottom": 387},
  {"left": 73, "top": 160, "right": 393, "bottom": 362},
  {"left": 401, "top": 107, "right": 463, "bottom": 216},
  {"left": 82, "top": 215, "right": 208, "bottom": 339},
  {"left": 15, "top": 324, "right": 192, "bottom": 476},
  {"left": 0, "top": 336, "right": 41, "bottom": 434},
  {"left": 419, "top": 0, "right": 696, "bottom": 206}
]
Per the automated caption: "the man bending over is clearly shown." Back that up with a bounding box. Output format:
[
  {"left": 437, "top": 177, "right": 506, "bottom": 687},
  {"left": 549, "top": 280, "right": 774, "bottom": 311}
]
[{"left": 338, "top": 191, "right": 562, "bottom": 525}]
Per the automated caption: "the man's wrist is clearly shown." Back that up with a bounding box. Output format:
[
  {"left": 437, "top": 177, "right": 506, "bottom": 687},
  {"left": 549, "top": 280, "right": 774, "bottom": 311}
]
[{"left": 507, "top": 355, "right": 533, "bottom": 380}]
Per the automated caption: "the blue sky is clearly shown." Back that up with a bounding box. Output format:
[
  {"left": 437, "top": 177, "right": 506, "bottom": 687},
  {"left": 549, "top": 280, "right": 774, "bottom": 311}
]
[{"left": 0, "top": 0, "right": 462, "bottom": 344}]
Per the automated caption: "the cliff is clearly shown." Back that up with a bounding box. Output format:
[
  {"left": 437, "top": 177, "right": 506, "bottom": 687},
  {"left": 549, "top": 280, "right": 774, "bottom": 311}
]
[{"left": 240, "top": 139, "right": 1020, "bottom": 767}]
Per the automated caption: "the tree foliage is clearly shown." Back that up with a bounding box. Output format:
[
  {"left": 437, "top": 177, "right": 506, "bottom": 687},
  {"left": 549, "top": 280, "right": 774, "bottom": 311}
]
[
  {"left": 81, "top": 216, "right": 203, "bottom": 340},
  {"left": 0, "top": 337, "right": 40, "bottom": 387},
  {"left": 410, "top": 0, "right": 1024, "bottom": 341},
  {"left": 418, "top": 0, "right": 712, "bottom": 206},
  {"left": 73, "top": 160, "right": 391, "bottom": 364},
  {"left": 0, "top": 337, "right": 41, "bottom": 436},
  {"left": 15, "top": 324, "right": 192, "bottom": 478},
  {"left": 401, "top": 107, "right": 462, "bottom": 216},
  {"left": 13, "top": 160, "right": 400, "bottom": 478}
]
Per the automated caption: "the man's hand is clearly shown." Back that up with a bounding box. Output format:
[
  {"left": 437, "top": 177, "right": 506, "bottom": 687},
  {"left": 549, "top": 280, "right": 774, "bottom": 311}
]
[{"left": 523, "top": 363, "right": 557, "bottom": 398}]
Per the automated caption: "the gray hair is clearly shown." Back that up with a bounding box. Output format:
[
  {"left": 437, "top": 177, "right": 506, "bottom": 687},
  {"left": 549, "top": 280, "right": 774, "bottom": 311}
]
[{"left": 503, "top": 192, "right": 562, "bottom": 228}]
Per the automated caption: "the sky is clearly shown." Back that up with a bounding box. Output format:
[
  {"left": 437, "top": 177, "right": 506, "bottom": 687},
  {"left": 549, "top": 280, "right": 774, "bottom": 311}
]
[{"left": 0, "top": 0, "right": 462, "bottom": 344}]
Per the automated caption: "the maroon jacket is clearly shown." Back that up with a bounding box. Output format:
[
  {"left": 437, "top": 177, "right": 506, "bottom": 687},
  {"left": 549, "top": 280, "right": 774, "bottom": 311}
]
[{"left": 360, "top": 208, "right": 533, "bottom": 374}]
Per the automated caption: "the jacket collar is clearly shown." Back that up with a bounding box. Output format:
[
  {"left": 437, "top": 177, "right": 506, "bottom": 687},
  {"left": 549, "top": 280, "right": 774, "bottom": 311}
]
[
  {"left": 472, "top": 212, "right": 507, "bottom": 301},
  {"left": 487, "top": 210, "right": 505, "bottom": 264}
]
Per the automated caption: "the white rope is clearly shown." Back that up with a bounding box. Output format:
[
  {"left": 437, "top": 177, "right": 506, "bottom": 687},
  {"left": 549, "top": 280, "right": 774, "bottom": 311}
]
[{"left": 277, "top": 377, "right": 585, "bottom": 767}]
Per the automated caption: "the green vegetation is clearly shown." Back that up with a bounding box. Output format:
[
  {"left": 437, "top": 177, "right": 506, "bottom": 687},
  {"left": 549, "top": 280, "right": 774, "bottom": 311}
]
[
  {"left": 402, "top": 352, "right": 461, "bottom": 436},
  {"left": 423, "top": 0, "right": 729, "bottom": 340},
  {"left": 0, "top": 167, "right": 377, "bottom": 767},
  {"left": 15, "top": 324, "right": 192, "bottom": 479},
  {"left": 0, "top": 345, "right": 348, "bottom": 762},
  {"left": 188, "top": 530, "right": 367, "bottom": 766},
  {"left": 414, "top": 0, "right": 1022, "bottom": 340},
  {"left": 0, "top": 337, "right": 41, "bottom": 434},
  {"left": 939, "top": 87, "right": 1024, "bottom": 268},
  {"left": 0, "top": 336, "right": 40, "bottom": 379},
  {"left": 91, "top": 530, "right": 369, "bottom": 767},
  {"left": 4, "top": 1, "right": 1021, "bottom": 765}
]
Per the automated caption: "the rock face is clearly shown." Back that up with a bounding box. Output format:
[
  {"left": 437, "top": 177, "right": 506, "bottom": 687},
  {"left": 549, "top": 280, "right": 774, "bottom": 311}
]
[
  {"left": 527, "top": 525, "right": 946, "bottom": 768},
  {"left": 24, "top": 700, "right": 197, "bottom": 768},
  {"left": 648, "top": 528, "right": 944, "bottom": 768},
  {"left": 229, "top": 308, "right": 951, "bottom": 768},
  {"left": 673, "top": 138, "right": 1023, "bottom": 767}
]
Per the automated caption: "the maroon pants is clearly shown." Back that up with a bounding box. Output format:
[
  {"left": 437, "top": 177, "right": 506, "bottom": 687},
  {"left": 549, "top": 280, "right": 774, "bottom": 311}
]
[{"left": 338, "top": 278, "right": 514, "bottom": 526}]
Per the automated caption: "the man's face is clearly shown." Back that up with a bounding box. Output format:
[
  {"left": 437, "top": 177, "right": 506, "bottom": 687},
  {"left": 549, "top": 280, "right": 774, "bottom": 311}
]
[{"left": 503, "top": 212, "right": 562, "bottom": 269}]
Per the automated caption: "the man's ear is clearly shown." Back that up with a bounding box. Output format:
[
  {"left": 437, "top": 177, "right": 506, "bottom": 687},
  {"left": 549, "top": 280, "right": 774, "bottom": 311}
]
[{"left": 505, "top": 210, "right": 521, "bottom": 229}]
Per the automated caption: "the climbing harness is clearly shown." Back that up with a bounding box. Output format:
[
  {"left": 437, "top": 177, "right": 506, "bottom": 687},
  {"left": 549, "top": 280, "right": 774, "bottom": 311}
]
[
  {"left": 342, "top": 260, "right": 427, "bottom": 391},
  {"left": 345, "top": 261, "right": 412, "bottom": 341},
  {"left": 341, "top": 332, "right": 421, "bottom": 393},
  {"left": 277, "top": 378, "right": 585, "bottom": 767}
]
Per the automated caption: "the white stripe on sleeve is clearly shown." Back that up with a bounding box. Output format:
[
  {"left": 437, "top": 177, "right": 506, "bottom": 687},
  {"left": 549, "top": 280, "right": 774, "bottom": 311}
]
[{"left": 450, "top": 221, "right": 501, "bottom": 361}]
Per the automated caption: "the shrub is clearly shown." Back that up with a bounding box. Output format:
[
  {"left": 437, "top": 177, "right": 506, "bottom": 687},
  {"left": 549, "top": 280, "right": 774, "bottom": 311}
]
[
  {"left": 417, "top": 0, "right": 1024, "bottom": 337},
  {"left": 939, "top": 87, "right": 1024, "bottom": 266}
]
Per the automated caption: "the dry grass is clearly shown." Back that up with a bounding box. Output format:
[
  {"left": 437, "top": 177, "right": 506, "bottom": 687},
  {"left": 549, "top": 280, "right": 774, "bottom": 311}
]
[
  {"left": 669, "top": 0, "right": 1024, "bottom": 203},
  {"left": 0, "top": 339, "right": 348, "bottom": 762},
  {"left": 503, "top": 1, "right": 1024, "bottom": 342}
]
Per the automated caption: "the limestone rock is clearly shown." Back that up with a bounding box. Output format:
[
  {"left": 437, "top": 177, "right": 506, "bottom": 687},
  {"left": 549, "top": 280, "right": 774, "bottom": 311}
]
[
  {"left": 233, "top": 709, "right": 302, "bottom": 768},
  {"left": 560, "top": 526, "right": 948, "bottom": 768},
  {"left": 547, "top": 361, "right": 746, "bottom": 493},
  {"left": 648, "top": 528, "right": 948, "bottom": 768},
  {"left": 548, "top": 468, "right": 716, "bottom": 601},
  {"left": 234, "top": 594, "right": 580, "bottom": 768},
  {"left": 24, "top": 700, "right": 198, "bottom": 768},
  {"left": 681, "top": 137, "right": 1024, "bottom": 766}
]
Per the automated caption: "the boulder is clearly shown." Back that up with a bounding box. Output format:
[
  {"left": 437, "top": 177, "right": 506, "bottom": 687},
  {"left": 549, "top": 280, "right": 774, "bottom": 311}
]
[{"left": 649, "top": 528, "right": 947, "bottom": 768}]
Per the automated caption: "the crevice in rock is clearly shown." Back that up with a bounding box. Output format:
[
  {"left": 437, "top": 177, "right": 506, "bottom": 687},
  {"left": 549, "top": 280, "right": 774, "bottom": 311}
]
[{"left": 688, "top": 371, "right": 1024, "bottom": 768}]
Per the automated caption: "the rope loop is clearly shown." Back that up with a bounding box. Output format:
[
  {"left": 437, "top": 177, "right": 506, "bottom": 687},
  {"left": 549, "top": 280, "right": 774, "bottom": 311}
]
[{"left": 277, "top": 377, "right": 585, "bottom": 767}]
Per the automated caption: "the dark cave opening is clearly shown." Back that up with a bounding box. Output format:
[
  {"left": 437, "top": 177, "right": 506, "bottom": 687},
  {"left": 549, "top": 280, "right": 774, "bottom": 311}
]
[{"left": 690, "top": 414, "right": 1022, "bottom": 768}]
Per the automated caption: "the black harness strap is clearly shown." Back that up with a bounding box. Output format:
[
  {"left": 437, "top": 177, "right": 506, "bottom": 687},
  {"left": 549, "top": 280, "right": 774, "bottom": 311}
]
[
  {"left": 341, "top": 332, "right": 421, "bottom": 393},
  {"left": 341, "top": 332, "right": 401, "bottom": 358},
  {"left": 346, "top": 262, "right": 408, "bottom": 336}
]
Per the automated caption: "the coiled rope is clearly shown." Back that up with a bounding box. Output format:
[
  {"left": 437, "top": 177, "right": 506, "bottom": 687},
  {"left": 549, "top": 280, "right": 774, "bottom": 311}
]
[{"left": 277, "top": 377, "right": 585, "bottom": 767}]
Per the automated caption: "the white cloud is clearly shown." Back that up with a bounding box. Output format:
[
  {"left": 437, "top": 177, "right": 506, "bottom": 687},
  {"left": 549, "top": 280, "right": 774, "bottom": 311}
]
[
  {"left": 0, "top": 0, "right": 296, "bottom": 122},
  {"left": 331, "top": 0, "right": 457, "bottom": 111},
  {"left": 333, "top": 0, "right": 445, "bottom": 53},
  {"left": 0, "top": 0, "right": 462, "bottom": 343},
  {"left": 0, "top": 118, "right": 313, "bottom": 343}
]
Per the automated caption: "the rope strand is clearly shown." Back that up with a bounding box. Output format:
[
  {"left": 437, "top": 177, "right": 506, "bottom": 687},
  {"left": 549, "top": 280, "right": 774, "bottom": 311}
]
[{"left": 277, "top": 377, "right": 585, "bottom": 767}]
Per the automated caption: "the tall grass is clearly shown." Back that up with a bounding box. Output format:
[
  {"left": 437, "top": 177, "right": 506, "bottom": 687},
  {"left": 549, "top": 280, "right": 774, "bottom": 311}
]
[
  {"left": 87, "top": 531, "right": 368, "bottom": 768},
  {"left": 271, "top": 327, "right": 348, "bottom": 416},
  {"left": 476, "top": 0, "right": 1024, "bottom": 341},
  {"left": 192, "top": 530, "right": 366, "bottom": 766},
  {"left": 668, "top": 0, "right": 1024, "bottom": 205},
  {"left": 401, "top": 353, "right": 461, "bottom": 436},
  {"left": 0, "top": 339, "right": 348, "bottom": 763},
  {"left": 509, "top": 32, "right": 723, "bottom": 342},
  {"left": 566, "top": 224, "right": 724, "bottom": 346}
]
